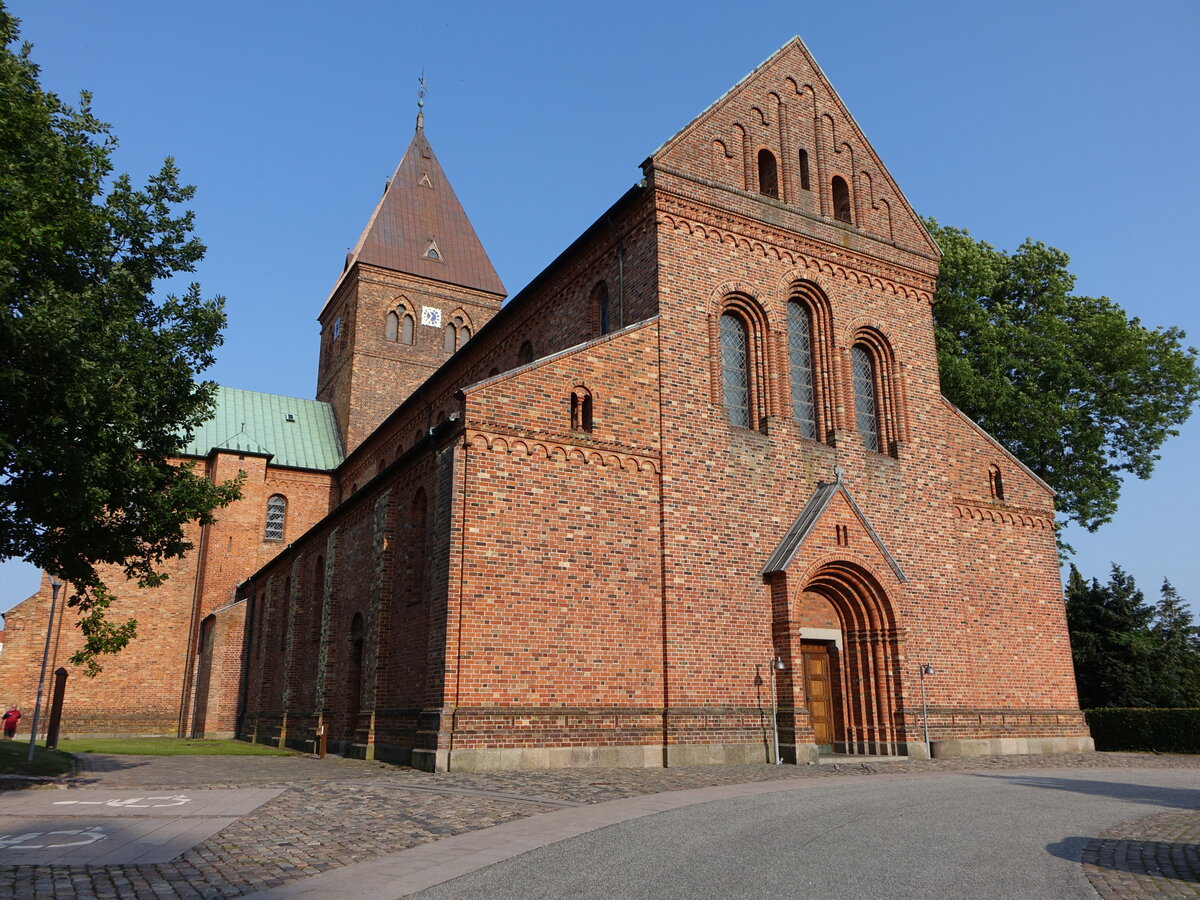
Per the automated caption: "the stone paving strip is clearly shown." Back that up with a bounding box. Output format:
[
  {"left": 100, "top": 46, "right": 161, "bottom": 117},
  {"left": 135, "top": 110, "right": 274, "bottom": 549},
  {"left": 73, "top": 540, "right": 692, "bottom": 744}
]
[
  {"left": 1083, "top": 805, "right": 1200, "bottom": 898},
  {"left": 0, "top": 751, "right": 1196, "bottom": 899}
]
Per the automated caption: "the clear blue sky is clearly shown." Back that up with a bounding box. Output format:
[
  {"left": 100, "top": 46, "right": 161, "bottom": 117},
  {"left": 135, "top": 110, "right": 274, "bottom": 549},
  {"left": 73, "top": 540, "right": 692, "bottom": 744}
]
[{"left": 3, "top": 0, "right": 1198, "bottom": 620}]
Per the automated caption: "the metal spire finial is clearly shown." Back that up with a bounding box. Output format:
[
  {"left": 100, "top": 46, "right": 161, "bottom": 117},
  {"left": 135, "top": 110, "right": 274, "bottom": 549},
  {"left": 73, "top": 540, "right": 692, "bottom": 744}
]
[{"left": 416, "top": 71, "right": 428, "bottom": 129}]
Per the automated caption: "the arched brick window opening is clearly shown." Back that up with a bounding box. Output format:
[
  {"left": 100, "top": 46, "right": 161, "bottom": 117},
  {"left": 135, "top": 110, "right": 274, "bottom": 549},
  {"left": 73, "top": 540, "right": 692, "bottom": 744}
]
[
  {"left": 264, "top": 494, "right": 287, "bottom": 541},
  {"left": 832, "top": 175, "right": 853, "bottom": 223},
  {"left": 788, "top": 301, "right": 817, "bottom": 440},
  {"left": 385, "top": 311, "right": 399, "bottom": 342},
  {"left": 850, "top": 328, "right": 904, "bottom": 457},
  {"left": 571, "top": 386, "right": 594, "bottom": 433},
  {"left": 443, "top": 321, "right": 456, "bottom": 352},
  {"left": 721, "top": 313, "right": 751, "bottom": 427},
  {"left": 758, "top": 149, "right": 779, "bottom": 199},
  {"left": 518, "top": 340, "right": 534, "bottom": 365},
  {"left": 798, "top": 148, "right": 811, "bottom": 191},
  {"left": 593, "top": 281, "right": 611, "bottom": 335},
  {"left": 401, "top": 313, "right": 414, "bottom": 345},
  {"left": 715, "top": 295, "right": 770, "bottom": 431},
  {"left": 409, "top": 488, "right": 428, "bottom": 602},
  {"left": 852, "top": 345, "right": 879, "bottom": 452},
  {"left": 989, "top": 465, "right": 1005, "bottom": 501}
]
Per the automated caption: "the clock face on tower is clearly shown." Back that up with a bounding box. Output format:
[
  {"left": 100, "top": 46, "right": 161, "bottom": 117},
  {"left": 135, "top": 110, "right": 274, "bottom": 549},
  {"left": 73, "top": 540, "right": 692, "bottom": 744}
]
[{"left": 420, "top": 306, "right": 442, "bottom": 328}]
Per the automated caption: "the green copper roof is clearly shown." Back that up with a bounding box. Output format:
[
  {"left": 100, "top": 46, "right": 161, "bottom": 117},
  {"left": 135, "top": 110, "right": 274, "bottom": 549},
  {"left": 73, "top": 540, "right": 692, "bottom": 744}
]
[{"left": 181, "top": 386, "right": 344, "bottom": 471}]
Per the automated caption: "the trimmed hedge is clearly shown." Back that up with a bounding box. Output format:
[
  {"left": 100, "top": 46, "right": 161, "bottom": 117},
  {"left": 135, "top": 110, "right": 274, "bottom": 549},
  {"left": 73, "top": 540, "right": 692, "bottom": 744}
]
[{"left": 1084, "top": 708, "right": 1200, "bottom": 753}]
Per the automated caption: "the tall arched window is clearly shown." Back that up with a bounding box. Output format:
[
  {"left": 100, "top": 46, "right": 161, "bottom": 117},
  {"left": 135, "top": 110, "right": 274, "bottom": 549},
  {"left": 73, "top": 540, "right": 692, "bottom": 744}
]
[
  {"left": 401, "top": 313, "right": 414, "bottom": 345},
  {"left": 852, "top": 344, "right": 880, "bottom": 452},
  {"left": 264, "top": 494, "right": 287, "bottom": 541},
  {"left": 757, "top": 149, "right": 779, "bottom": 199},
  {"left": 593, "top": 282, "right": 610, "bottom": 335},
  {"left": 989, "top": 464, "right": 1005, "bottom": 501},
  {"left": 444, "top": 315, "right": 469, "bottom": 352},
  {"left": 798, "top": 148, "right": 811, "bottom": 191},
  {"left": 788, "top": 301, "right": 817, "bottom": 440},
  {"left": 721, "top": 313, "right": 751, "bottom": 428},
  {"left": 385, "top": 311, "right": 399, "bottom": 342},
  {"left": 518, "top": 340, "right": 534, "bottom": 365},
  {"left": 832, "top": 175, "right": 853, "bottom": 223}
]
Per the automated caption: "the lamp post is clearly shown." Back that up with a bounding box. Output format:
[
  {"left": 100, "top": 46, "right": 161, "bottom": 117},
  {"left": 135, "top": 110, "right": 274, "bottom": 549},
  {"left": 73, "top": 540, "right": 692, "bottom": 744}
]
[
  {"left": 769, "top": 655, "right": 786, "bottom": 765},
  {"left": 28, "top": 576, "right": 62, "bottom": 762},
  {"left": 918, "top": 662, "right": 935, "bottom": 759}
]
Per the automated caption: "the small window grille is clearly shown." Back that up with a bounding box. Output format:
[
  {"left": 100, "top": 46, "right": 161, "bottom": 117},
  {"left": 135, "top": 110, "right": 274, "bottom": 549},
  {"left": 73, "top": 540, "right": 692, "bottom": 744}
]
[{"left": 264, "top": 494, "right": 287, "bottom": 541}]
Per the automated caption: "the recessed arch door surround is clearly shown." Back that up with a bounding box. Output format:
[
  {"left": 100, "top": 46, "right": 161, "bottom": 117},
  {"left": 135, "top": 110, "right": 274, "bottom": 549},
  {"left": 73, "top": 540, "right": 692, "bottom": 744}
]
[{"left": 794, "top": 561, "right": 904, "bottom": 756}]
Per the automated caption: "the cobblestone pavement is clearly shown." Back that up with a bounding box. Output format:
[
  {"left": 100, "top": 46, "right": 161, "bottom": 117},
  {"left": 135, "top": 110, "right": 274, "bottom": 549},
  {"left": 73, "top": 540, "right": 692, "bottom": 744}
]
[
  {"left": 1, "top": 751, "right": 1196, "bottom": 899},
  {"left": 1083, "top": 804, "right": 1200, "bottom": 898}
]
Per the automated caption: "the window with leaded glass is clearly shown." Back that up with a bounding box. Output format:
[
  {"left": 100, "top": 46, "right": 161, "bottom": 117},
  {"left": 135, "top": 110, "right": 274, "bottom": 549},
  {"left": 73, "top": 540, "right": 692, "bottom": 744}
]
[
  {"left": 852, "top": 345, "right": 880, "bottom": 452},
  {"left": 401, "top": 313, "right": 414, "bottom": 344},
  {"left": 721, "top": 313, "right": 751, "bottom": 428},
  {"left": 788, "top": 301, "right": 817, "bottom": 439},
  {"left": 264, "top": 494, "right": 287, "bottom": 541},
  {"left": 385, "top": 311, "right": 399, "bottom": 341}
]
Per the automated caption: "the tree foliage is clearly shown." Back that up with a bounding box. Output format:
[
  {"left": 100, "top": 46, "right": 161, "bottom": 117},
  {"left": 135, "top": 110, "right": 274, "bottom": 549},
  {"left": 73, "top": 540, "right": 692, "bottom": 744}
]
[
  {"left": 925, "top": 219, "right": 1200, "bottom": 532},
  {"left": 1065, "top": 565, "right": 1200, "bottom": 708},
  {"left": 0, "top": 8, "right": 240, "bottom": 672}
]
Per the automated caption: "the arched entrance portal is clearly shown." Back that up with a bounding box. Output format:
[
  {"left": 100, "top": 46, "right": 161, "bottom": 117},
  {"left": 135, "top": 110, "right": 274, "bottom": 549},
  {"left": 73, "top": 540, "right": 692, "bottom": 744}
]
[{"left": 775, "top": 561, "right": 905, "bottom": 757}]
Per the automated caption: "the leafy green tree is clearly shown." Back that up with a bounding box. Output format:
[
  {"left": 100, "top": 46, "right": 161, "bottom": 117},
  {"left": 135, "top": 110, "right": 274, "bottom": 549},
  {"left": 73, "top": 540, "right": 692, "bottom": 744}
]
[
  {"left": 926, "top": 219, "right": 1200, "bottom": 532},
  {"left": 1149, "top": 580, "right": 1200, "bottom": 707},
  {"left": 0, "top": 8, "right": 240, "bottom": 672},
  {"left": 1065, "top": 564, "right": 1157, "bottom": 708}
]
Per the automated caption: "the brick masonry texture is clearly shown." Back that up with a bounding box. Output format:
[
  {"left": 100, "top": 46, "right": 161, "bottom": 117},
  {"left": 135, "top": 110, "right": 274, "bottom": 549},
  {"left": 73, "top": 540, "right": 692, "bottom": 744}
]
[{"left": 0, "top": 37, "right": 1091, "bottom": 766}]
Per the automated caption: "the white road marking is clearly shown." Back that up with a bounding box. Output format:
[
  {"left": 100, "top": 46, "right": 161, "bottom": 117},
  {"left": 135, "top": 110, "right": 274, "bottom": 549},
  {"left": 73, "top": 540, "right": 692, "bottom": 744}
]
[
  {"left": 0, "top": 827, "right": 107, "bottom": 849},
  {"left": 53, "top": 794, "right": 192, "bottom": 808}
]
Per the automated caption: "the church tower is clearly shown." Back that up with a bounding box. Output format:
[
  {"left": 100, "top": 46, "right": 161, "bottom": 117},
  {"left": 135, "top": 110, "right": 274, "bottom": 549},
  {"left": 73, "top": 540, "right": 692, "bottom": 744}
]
[{"left": 316, "top": 111, "right": 506, "bottom": 454}]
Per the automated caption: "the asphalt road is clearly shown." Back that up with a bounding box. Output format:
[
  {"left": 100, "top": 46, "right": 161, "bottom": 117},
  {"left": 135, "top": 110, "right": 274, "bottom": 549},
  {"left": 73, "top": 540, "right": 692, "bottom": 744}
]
[{"left": 408, "top": 768, "right": 1200, "bottom": 900}]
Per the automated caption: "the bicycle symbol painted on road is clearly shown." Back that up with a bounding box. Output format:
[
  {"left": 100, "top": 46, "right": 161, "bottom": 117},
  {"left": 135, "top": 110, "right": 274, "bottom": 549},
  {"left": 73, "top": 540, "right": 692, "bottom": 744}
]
[
  {"left": 0, "top": 828, "right": 107, "bottom": 850},
  {"left": 52, "top": 794, "right": 192, "bottom": 808}
]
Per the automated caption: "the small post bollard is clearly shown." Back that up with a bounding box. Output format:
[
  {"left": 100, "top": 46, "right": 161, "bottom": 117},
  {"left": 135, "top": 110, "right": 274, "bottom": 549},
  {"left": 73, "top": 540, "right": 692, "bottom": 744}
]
[
  {"left": 317, "top": 723, "right": 327, "bottom": 759},
  {"left": 45, "top": 667, "right": 69, "bottom": 750}
]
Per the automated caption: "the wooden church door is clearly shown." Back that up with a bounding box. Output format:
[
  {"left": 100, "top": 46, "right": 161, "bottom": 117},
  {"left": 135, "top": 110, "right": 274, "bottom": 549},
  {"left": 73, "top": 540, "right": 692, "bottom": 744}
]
[{"left": 801, "top": 643, "right": 835, "bottom": 749}]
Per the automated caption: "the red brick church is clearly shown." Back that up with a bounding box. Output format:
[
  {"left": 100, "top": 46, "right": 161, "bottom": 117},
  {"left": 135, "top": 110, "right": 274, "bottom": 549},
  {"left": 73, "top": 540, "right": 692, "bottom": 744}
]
[{"left": 0, "top": 38, "right": 1092, "bottom": 769}]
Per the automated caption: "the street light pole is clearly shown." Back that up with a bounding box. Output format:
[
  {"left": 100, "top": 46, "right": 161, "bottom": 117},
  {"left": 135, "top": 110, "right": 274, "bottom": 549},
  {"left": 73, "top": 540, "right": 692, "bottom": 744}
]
[
  {"left": 919, "top": 662, "right": 935, "bottom": 759},
  {"left": 28, "top": 576, "right": 62, "bottom": 762},
  {"left": 770, "top": 655, "right": 786, "bottom": 765}
]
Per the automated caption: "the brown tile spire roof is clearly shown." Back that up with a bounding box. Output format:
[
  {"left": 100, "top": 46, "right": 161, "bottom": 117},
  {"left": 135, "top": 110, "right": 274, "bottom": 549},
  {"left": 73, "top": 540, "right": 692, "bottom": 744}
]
[{"left": 337, "top": 114, "right": 505, "bottom": 297}]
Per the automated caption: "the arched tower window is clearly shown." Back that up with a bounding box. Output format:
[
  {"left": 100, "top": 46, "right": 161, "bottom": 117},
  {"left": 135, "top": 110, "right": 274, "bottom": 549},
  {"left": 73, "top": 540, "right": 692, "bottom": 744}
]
[
  {"left": 518, "top": 340, "right": 534, "bottom": 365},
  {"left": 385, "top": 311, "right": 399, "bottom": 342},
  {"left": 851, "top": 344, "right": 880, "bottom": 452},
  {"left": 443, "top": 321, "right": 456, "bottom": 352},
  {"left": 788, "top": 301, "right": 817, "bottom": 440},
  {"left": 757, "top": 149, "right": 779, "bottom": 199},
  {"left": 401, "top": 313, "right": 414, "bottom": 345},
  {"left": 832, "top": 175, "right": 853, "bottom": 223},
  {"left": 571, "top": 386, "right": 594, "bottom": 433},
  {"left": 798, "top": 149, "right": 811, "bottom": 191},
  {"left": 264, "top": 494, "right": 287, "bottom": 541}
]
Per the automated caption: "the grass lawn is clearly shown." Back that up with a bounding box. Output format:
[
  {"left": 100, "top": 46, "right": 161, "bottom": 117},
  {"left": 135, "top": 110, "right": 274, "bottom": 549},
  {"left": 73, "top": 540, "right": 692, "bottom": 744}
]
[
  {"left": 55, "top": 737, "right": 295, "bottom": 757},
  {"left": 0, "top": 739, "right": 74, "bottom": 776}
]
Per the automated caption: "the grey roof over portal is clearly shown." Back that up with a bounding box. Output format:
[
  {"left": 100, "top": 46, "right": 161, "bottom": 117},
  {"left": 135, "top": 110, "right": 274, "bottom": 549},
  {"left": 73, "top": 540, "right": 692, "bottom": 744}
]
[
  {"left": 763, "top": 469, "right": 906, "bottom": 582},
  {"left": 180, "top": 386, "right": 344, "bottom": 471}
]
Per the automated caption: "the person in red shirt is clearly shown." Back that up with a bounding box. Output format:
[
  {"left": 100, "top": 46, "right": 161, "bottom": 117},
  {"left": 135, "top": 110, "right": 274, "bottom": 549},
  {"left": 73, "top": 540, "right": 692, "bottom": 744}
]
[{"left": 2, "top": 705, "right": 20, "bottom": 739}]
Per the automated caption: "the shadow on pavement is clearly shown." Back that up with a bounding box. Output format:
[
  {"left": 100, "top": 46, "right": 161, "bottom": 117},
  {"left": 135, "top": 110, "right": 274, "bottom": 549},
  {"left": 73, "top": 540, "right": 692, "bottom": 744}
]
[{"left": 972, "top": 774, "right": 1200, "bottom": 809}]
